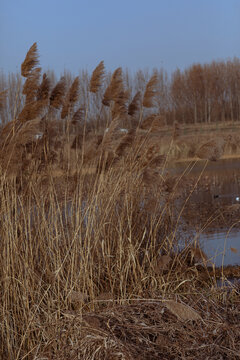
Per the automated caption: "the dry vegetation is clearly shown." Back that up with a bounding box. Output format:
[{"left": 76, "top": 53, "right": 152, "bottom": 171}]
[{"left": 0, "top": 43, "right": 239, "bottom": 359}]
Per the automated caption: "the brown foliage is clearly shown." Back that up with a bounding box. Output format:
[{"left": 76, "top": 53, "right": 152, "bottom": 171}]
[
  {"left": 143, "top": 72, "right": 158, "bottom": 108},
  {"left": 71, "top": 107, "right": 85, "bottom": 125},
  {"left": 50, "top": 77, "right": 66, "bottom": 109},
  {"left": 90, "top": 60, "right": 105, "bottom": 93},
  {"left": 37, "top": 73, "right": 51, "bottom": 101},
  {"left": 21, "top": 42, "right": 39, "bottom": 77},
  {"left": 115, "top": 128, "right": 136, "bottom": 157},
  {"left": 0, "top": 118, "right": 42, "bottom": 175},
  {"left": 196, "top": 137, "right": 226, "bottom": 161},
  {"left": 128, "top": 91, "right": 141, "bottom": 116},
  {"left": 17, "top": 99, "right": 48, "bottom": 122},
  {"left": 22, "top": 67, "right": 42, "bottom": 104},
  {"left": 0, "top": 89, "right": 8, "bottom": 111},
  {"left": 111, "top": 89, "right": 129, "bottom": 119},
  {"left": 140, "top": 114, "right": 165, "bottom": 131},
  {"left": 61, "top": 77, "right": 80, "bottom": 118},
  {"left": 102, "top": 67, "right": 123, "bottom": 106},
  {"left": 39, "top": 297, "right": 240, "bottom": 360},
  {"left": 100, "top": 118, "right": 120, "bottom": 153}
]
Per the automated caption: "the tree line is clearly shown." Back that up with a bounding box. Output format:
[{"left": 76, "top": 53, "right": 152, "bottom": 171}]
[{"left": 1, "top": 57, "right": 239, "bottom": 126}]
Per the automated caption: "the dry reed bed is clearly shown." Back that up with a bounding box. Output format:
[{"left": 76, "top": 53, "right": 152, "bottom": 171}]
[
  {"left": 30, "top": 294, "right": 240, "bottom": 359},
  {"left": 0, "top": 43, "right": 240, "bottom": 360}
]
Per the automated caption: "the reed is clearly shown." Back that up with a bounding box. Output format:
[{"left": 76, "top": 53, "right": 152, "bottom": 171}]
[
  {"left": 0, "top": 42, "right": 239, "bottom": 360},
  {"left": 21, "top": 42, "right": 39, "bottom": 77},
  {"left": 37, "top": 73, "right": 51, "bottom": 101},
  {"left": 102, "top": 67, "right": 123, "bottom": 106},
  {"left": 50, "top": 76, "right": 66, "bottom": 109},
  {"left": 128, "top": 91, "right": 141, "bottom": 116},
  {"left": 90, "top": 60, "right": 105, "bottom": 93},
  {"left": 0, "top": 89, "right": 8, "bottom": 111},
  {"left": 142, "top": 72, "right": 158, "bottom": 108},
  {"left": 61, "top": 76, "right": 80, "bottom": 119}
]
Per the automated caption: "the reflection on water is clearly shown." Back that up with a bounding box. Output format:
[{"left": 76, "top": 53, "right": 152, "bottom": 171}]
[
  {"left": 200, "top": 230, "right": 240, "bottom": 267},
  {"left": 174, "top": 158, "right": 240, "bottom": 267}
]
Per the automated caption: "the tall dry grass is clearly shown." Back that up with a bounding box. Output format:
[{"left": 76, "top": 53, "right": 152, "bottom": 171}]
[{"left": 0, "top": 43, "right": 239, "bottom": 360}]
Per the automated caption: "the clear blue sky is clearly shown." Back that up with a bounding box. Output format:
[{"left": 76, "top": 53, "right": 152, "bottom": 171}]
[{"left": 0, "top": 0, "right": 239, "bottom": 76}]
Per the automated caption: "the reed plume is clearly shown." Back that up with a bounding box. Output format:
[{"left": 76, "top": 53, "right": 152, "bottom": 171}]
[
  {"left": 0, "top": 118, "right": 41, "bottom": 148},
  {"left": 15, "top": 118, "right": 42, "bottom": 145},
  {"left": 0, "top": 118, "right": 42, "bottom": 175},
  {"left": 111, "top": 89, "right": 129, "bottom": 119},
  {"left": 22, "top": 67, "right": 42, "bottom": 104},
  {"left": 71, "top": 107, "right": 85, "bottom": 125},
  {"left": 0, "top": 89, "right": 8, "bottom": 111},
  {"left": 128, "top": 91, "right": 141, "bottom": 116},
  {"left": 37, "top": 73, "right": 51, "bottom": 101},
  {"left": 90, "top": 61, "right": 105, "bottom": 93},
  {"left": 115, "top": 128, "right": 136, "bottom": 157},
  {"left": 142, "top": 72, "right": 158, "bottom": 108},
  {"left": 17, "top": 100, "right": 48, "bottom": 122},
  {"left": 50, "top": 77, "right": 66, "bottom": 109},
  {"left": 68, "top": 76, "right": 80, "bottom": 104},
  {"left": 61, "top": 76, "right": 80, "bottom": 118},
  {"left": 21, "top": 42, "right": 39, "bottom": 77},
  {"left": 102, "top": 67, "right": 122, "bottom": 106}
]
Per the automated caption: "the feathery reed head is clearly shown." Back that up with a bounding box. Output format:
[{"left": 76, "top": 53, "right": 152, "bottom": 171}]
[
  {"left": 102, "top": 67, "right": 123, "bottom": 106},
  {"left": 115, "top": 128, "right": 136, "bottom": 157},
  {"left": 0, "top": 89, "right": 8, "bottom": 111},
  {"left": 71, "top": 107, "right": 85, "bottom": 125},
  {"left": 50, "top": 77, "right": 66, "bottom": 109},
  {"left": 90, "top": 61, "right": 105, "bottom": 93},
  {"left": 142, "top": 72, "right": 158, "bottom": 108},
  {"left": 22, "top": 67, "right": 42, "bottom": 104},
  {"left": 37, "top": 73, "right": 51, "bottom": 101},
  {"left": 0, "top": 118, "right": 41, "bottom": 148},
  {"left": 111, "top": 89, "right": 129, "bottom": 120},
  {"left": 21, "top": 42, "right": 39, "bottom": 78},
  {"left": 128, "top": 91, "right": 141, "bottom": 116},
  {"left": 61, "top": 76, "right": 80, "bottom": 118},
  {"left": 17, "top": 100, "right": 48, "bottom": 122},
  {"left": 68, "top": 76, "right": 80, "bottom": 104}
]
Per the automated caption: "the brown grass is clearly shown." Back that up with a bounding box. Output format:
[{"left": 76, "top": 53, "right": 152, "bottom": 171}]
[
  {"left": 50, "top": 76, "right": 66, "bottom": 109},
  {"left": 90, "top": 60, "right": 105, "bottom": 93},
  {"left": 22, "top": 67, "right": 42, "bottom": 104},
  {"left": 0, "top": 89, "right": 8, "bottom": 111},
  {"left": 37, "top": 73, "right": 51, "bottom": 101},
  {"left": 21, "top": 42, "right": 39, "bottom": 77},
  {"left": 128, "top": 91, "right": 141, "bottom": 117},
  {"left": 142, "top": 72, "right": 158, "bottom": 108},
  {"left": 102, "top": 67, "right": 123, "bottom": 106},
  {"left": 61, "top": 76, "right": 80, "bottom": 119},
  {"left": 0, "top": 42, "right": 239, "bottom": 360}
]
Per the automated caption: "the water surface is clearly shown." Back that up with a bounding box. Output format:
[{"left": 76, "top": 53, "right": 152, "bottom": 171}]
[{"left": 174, "top": 158, "right": 240, "bottom": 267}]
